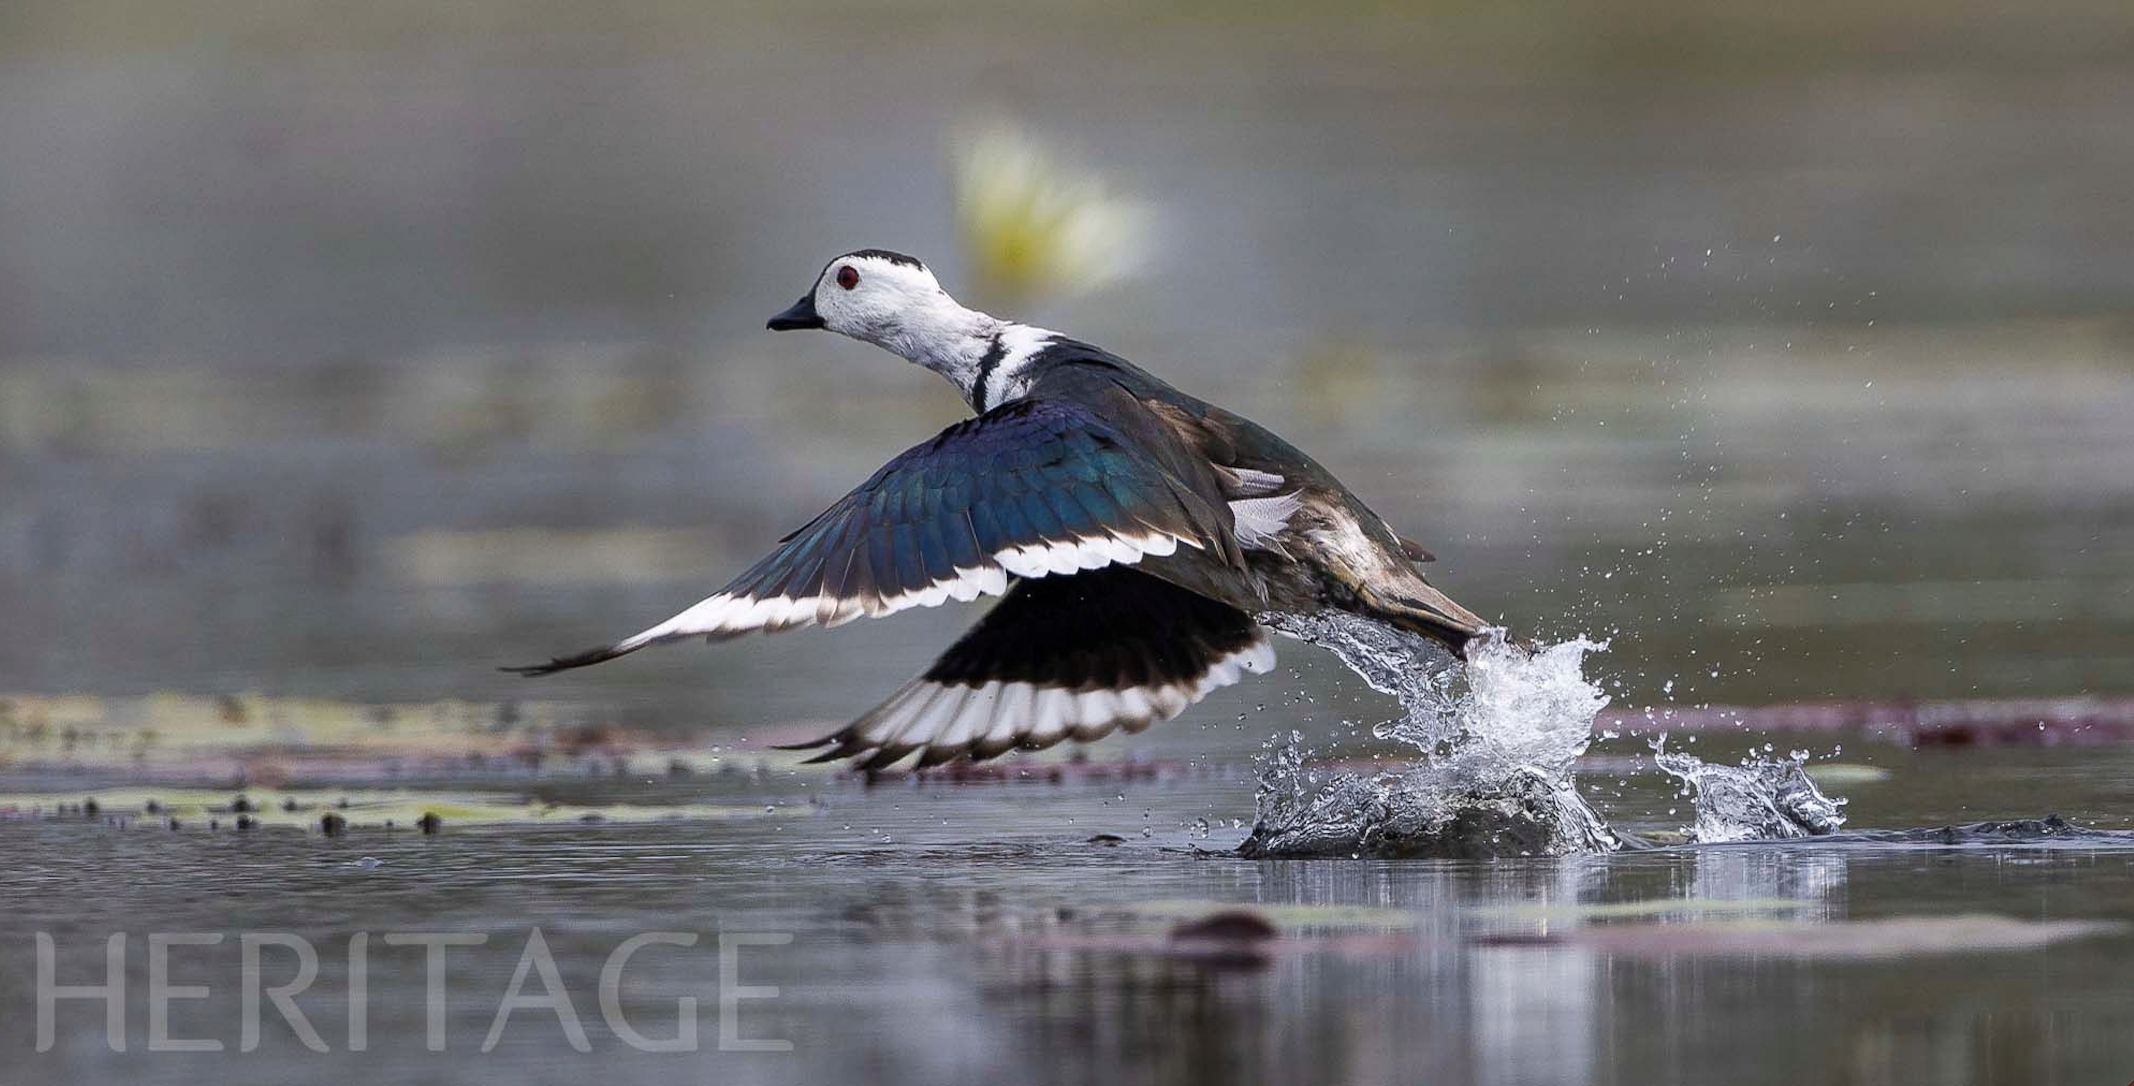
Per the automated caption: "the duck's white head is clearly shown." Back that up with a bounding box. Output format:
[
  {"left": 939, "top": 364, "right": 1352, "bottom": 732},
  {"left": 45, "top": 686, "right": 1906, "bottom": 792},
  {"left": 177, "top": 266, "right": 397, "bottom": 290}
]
[
  {"left": 768, "top": 249, "right": 1026, "bottom": 403},
  {"left": 766, "top": 249, "right": 963, "bottom": 342}
]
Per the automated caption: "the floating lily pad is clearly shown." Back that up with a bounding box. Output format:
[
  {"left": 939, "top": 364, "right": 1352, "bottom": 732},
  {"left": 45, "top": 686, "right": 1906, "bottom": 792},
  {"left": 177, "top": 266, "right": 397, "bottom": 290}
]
[
  {"left": 0, "top": 693, "right": 827, "bottom": 783},
  {"left": 0, "top": 787, "right": 810, "bottom": 831},
  {"left": 1600, "top": 698, "right": 2134, "bottom": 747},
  {"left": 1803, "top": 762, "right": 1892, "bottom": 785},
  {"left": 1476, "top": 914, "right": 2126, "bottom": 959}
]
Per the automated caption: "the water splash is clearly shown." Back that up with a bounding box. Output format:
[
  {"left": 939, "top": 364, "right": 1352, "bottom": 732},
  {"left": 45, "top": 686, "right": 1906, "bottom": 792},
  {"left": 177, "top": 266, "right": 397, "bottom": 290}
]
[
  {"left": 1241, "top": 614, "right": 1617, "bottom": 858},
  {"left": 1653, "top": 740, "right": 1847, "bottom": 842},
  {"left": 1238, "top": 612, "right": 1851, "bottom": 858}
]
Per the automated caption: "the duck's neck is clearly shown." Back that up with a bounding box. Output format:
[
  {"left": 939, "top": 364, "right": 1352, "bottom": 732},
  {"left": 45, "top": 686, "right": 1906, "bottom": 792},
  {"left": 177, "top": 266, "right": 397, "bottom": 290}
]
[{"left": 866, "top": 302, "right": 1057, "bottom": 412}]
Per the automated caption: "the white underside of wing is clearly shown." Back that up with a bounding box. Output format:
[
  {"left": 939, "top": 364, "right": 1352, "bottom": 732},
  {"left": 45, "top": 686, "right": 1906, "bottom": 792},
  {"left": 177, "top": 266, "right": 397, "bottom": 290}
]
[
  {"left": 611, "top": 528, "right": 1198, "bottom": 653},
  {"left": 848, "top": 635, "right": 1278, "bottom": 765}
]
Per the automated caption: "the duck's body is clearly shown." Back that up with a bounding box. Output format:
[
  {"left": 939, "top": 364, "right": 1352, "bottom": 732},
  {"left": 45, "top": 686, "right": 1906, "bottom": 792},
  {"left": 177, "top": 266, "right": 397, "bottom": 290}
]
[
  {"left": 510, "top": 250, "right": 1491, "bottom": 769},
  {"left": 983, "top": 336, "right": 1478, "bottom": 638}
]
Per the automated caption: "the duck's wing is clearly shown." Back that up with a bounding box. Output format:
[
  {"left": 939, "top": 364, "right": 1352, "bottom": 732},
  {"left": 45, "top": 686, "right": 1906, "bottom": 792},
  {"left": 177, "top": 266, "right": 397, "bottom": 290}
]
[
  {"left": 505, "top": 398, "right": 1238, "bottom": 675},
  {"left": 781, "top": 566, "right": 1273, "bottom": 770}
]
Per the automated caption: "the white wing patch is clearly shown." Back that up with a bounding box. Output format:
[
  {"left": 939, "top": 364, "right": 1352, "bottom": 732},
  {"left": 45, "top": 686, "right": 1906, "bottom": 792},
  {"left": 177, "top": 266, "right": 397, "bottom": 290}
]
[
  {"left": 1230, "top": 491, "right": 1303, "bottom": 551},
  {"left": 608, "top": 528, "right": 1197, "bottom": 654},
  {"left": 1221, "top": 468, "right": 1301, "bottom": 551},
  {"left": 846, "top": 636, "right": 1278, "bottom": 767}
]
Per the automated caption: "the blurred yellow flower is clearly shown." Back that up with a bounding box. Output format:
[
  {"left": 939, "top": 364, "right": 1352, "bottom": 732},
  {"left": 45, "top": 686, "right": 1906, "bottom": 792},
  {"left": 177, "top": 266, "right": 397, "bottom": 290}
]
[{"left": 953, "top": 123, "right": 1152, "bottom": 305}]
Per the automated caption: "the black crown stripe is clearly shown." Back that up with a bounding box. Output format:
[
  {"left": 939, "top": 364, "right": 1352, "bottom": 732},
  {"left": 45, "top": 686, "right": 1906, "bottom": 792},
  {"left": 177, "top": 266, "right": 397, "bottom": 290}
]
[{"left": 843, "top": 248, "right": 925, "bottom": 269}]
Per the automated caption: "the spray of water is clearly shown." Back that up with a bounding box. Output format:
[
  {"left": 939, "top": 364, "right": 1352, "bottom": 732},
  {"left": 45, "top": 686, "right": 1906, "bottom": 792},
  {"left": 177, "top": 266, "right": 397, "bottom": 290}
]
[
  {"left": 1653, "top": 739, "right": 1848, "bottom": 842},
  {"left": 1241, "top": 614, "right": 1616, "bottom": 857},
  {"left": 1238, "top": 612, "right": 1848, "bottom": 858}
]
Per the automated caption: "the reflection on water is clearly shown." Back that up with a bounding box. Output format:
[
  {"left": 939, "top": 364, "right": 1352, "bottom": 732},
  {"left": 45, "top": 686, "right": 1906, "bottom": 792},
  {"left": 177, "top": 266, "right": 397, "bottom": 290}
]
[
  {"left": 4, "top": 787, "right": 2130, "bottom": 1085},
  {"left": 1689, "top": 846, "right": 1847, "bottom": 922}
]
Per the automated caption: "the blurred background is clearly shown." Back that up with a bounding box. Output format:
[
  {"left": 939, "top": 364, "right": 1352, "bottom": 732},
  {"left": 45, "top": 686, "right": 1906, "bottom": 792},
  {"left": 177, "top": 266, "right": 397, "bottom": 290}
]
[{"left": 3, "top": 0, "right": 2131, "bottom": 734}]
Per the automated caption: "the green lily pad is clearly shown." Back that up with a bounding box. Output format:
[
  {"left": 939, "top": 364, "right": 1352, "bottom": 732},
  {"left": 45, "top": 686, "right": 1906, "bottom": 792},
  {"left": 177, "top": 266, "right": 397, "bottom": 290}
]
[
  {"left": 1484, "top": 914, "right": 2127, "bottom": 959},
  {"left": 0, "top": 787, "right": 811, "bottom": 831},
  {"left": 0, "top": 693, "right": 828, "bottom": 782},
  {"left": 1804, "top": 763, "right": 1893, "bottom": 785}
]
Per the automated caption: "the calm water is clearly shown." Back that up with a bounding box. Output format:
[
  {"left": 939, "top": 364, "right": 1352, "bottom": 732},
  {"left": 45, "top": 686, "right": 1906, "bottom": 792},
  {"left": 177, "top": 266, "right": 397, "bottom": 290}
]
[
  {"left": 4, "top": 2, "right": 2133, "bottom": 1082},
  {"left": 5, "top": 749, "right": 2134, "bottom": 1085}
]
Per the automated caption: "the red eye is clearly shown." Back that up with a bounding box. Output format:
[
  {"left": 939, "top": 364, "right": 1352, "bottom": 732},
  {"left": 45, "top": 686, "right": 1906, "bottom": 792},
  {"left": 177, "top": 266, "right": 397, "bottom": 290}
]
[{"left": 835, "top": 265, "right": 860, "bottom": 290}]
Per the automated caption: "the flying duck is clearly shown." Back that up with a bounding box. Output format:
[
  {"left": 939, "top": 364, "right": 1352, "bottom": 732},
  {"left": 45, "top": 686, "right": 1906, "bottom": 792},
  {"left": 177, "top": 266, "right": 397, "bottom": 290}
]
[{"left": 508, "top": 249, "right": 1493, "bottom": 769}]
